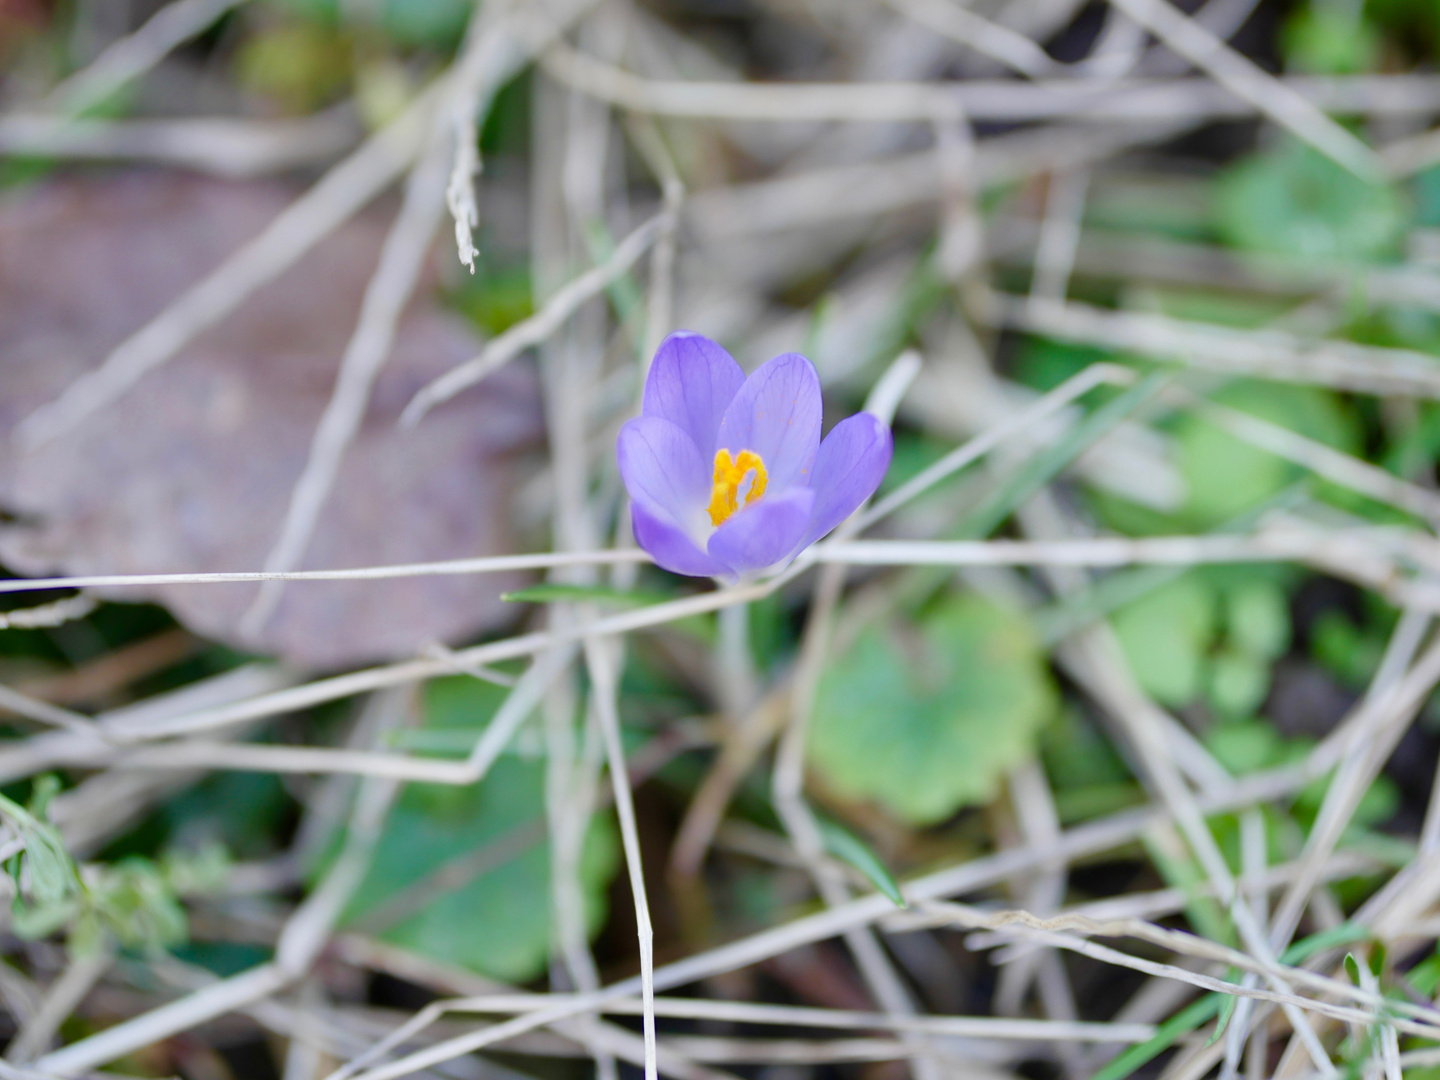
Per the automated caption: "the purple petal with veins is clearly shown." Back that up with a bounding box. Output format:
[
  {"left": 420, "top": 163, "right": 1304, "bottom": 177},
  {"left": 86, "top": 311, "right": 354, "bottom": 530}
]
[
  {"left": 616, "top": 415, "right": 709, "bottom": 529},
  {"left": 642, "top": 331, "right": 745, "bottom": 460},
  {"left": 715, "top": 352, "right": 822, "bottom": 491},
  {"left": 632, "top": 501, "right": 726, "bottom": 577},
  {"left": 798, "top": 411, "right": 893, "bottom": 550},
  {"left": 617, "top": 333, "right": 892, "bottom": 579},
  {"left": 708, "top": 488, "right": 814, "bottom": 577}
]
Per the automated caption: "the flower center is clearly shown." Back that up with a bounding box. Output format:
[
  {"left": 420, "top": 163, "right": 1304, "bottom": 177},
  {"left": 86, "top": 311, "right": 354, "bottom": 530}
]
[{"left": 707, "top": 449, "right": 768, "bottom": 527}]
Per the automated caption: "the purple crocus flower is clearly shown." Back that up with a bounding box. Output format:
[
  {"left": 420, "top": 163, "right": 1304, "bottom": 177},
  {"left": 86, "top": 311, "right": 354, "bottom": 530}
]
[{"left": 617, "top": 332, "right": 893, "bottom": 579}]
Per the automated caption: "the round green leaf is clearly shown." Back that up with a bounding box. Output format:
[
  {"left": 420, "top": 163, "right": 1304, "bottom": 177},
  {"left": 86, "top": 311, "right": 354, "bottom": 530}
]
[
  {"left": 1206, "top": 719, "right": 1284, "bottom": 775},
  {"left": 1175, "top": 381, "right": 1359, "bottom": 527},
  {"left": 1215, "top": 140, "right": 1407, "bottom": 262},
  {"left": 1282, "top": 6, "right": 1380, "bottom": 75},
  {"left": 1112, "top": 574, "right": 1216, "bottom": 706},
  {"left": 1224, "top": 579, "right": 1292, "bottom": 660},
  {"left": 329, "top": 752, "right": 618, "bottom": 983},
  {"left": 808, "top": 595, "right": 1057, "bottom": 825},
  {"left": 1207, "top": 647, "right": 1272, "bottom": 720}
]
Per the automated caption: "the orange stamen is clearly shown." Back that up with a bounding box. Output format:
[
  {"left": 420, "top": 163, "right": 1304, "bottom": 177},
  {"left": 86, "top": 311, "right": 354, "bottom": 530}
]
[{"left": 707, "top": 449, "right": 768, "bottom": 526}]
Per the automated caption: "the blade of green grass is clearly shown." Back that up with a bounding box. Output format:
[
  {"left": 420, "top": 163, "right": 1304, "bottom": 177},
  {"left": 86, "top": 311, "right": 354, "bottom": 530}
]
[
  {"left": 1092, "top": 994, "right": 1222, "bottom": 1080},
  {"left": 955, "top": 370, "right": 1170, "bottom": 541},
  {"left": 816, "top": 818, "right": 905, "bottom": 907}
]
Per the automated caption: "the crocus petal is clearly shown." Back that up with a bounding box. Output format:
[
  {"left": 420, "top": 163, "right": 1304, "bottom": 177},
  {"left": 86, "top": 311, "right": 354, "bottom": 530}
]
[
  {"left": 798, "top": 412, "right": 893, "bottom": 549},
  {"left": 616, "top": 416, "right": 710, "bottom": 530},
  {"left": 708, "top": 487, "right": 815, "bottom": 577},
  {"left": 632, "top": 501, "right": 726, "bottom": 577},
  {"left": 715, "top": 352, "right": 822, "bottom": 491},
  {"left": 642, "top": 332, "right": 745, "bottom": 460}
]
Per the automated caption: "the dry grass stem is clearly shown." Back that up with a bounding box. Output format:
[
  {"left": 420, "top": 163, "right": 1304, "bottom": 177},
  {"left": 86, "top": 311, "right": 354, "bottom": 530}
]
[{"left": 11, "top": 1, "right": 1440, "bottom": 1077}]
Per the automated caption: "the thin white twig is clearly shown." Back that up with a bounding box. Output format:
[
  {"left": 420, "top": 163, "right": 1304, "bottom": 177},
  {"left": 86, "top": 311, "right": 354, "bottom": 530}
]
[
  {"left": 1268, "top": 614, "right": 1437, "bottom": 951},
  {"left": 0, "top": 549, "right": 651, "bottom": 596},
  {"left": 883, "top": 0, "right": 1059, "bottom": 77},
  {"left": 400, "top": 209, "right": 675, "bottom": 425},
  {"left": 445, "top": 113, "right": 482, "bottom": 274},
  {"left": 4, "top": 946, "right": 113, "bottom": 1063},
  {"left": 0, "top": 595, "right": 98, "bottom": 630},
  {"left": 1029, "top": 168, "right": 1090, "bottom": 310},
  {"left": 36, "top": 690, "right": 413, "bottom": 1076},
  {"left": 239, "top": 105, "right": 454, "bottom": 635},
  {"left": 0, "top": 684, "right": 107, "bottom": 742},
  {"left": 544, "top": 672, "right": 616, "bottom": 1080},
  {"left": 0, "top": 112, "right": 359, "bottom": 175},
  {"left": 14, "top": 85, "right": 441, "bottom": 448},
  {"left": 312, "top": 754, "right": 1330, "bottom": 1080},
  {"left": 36, "top": 964, "right": 292, "bottom": 1077},
  {"left": 854, "top": 361, "right": 1134, "bottom": 532},
  {"left": 983, "top": 292, "right": 1440, "bottom": 399},
  {"left": 327, "top": 990, "right": 1162, "bottom": 1042},
  {"left": 1100, "top": 0, "right": 1385, "bottom": 180},
  {"left": 771, "top": 353, "right": 942, "bottom": 1080},
  {"left": 583, "top": 637, "right": 658, "bottom": 1080},
  {"left": 914, "top": 901, "right": 1440, "bottom": 1036},
  {"left": 543, "top": 47, "right": 1440, "bottom": 124},
  {"left": 40, "top": 0, "right": 246, "bottom": 115}
]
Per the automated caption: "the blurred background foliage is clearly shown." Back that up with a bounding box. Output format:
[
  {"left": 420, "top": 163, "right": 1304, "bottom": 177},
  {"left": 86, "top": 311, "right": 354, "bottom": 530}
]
[{"left": 6, "top": 0, "right": 1440, "bottom": 1074}]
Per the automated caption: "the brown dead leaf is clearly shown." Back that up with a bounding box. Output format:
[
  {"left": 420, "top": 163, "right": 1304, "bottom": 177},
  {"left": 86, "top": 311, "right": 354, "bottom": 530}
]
[{"left": 0, "top": 171, "right": 543, "bottom": 670}]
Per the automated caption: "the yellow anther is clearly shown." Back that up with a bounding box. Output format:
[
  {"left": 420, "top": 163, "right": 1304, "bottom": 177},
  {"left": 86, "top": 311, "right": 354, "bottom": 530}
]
[{"left": 707, "top": 449, "right": 768, "bottom": 526}]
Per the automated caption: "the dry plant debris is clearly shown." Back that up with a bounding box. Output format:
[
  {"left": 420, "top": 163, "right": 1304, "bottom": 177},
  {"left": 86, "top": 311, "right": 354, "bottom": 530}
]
[
  {"left": 3, "top": 1, "right": 1440, "bottom": 1080},
  {"left": 0, "top": 173, "right": 542, "bottom": 669}
]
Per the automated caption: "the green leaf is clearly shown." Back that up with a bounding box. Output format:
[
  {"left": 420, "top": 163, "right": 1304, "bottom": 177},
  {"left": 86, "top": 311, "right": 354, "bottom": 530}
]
[
  {"left": 374, "top": 0, "right": 470, "bottom": 47},
  {"left": 816, "top": 819, "right": 905, "bottom": 907},
  {"left": 0, "top": 785, "right": 82, "bottom": 912},
  {"left": 1176, "top": 381, "right": 1359, "bottom": 528},
  {"left": 1142, "top": 826, "right": 1232, "bottom": 945},
  {"left": 959, "top": 372, "right": 1168, "bottom": 540},
  {"left": 1208, "top": 981, "right": 1239, "bottom": 1046},
  {"left": 1012, "top": 339, "right": 1116, "bottom": 393},
  {"left": 1280, "top": 921, "right": 1369, "bottom": 965},
  {"left": 452, "top": 266, "right": 533, "bottom": 337},
  {"left": 1368, "top": 0, "right": 1440, "bottom": 58},
  {"left": 1038, "top": 563, "right": 1190, "bottom": 646},
  {"left": 1112, "top": 574, "right": 1216, "bottom": 707},
  {"left": 322, "top": 678, "right": 620, "bottom": 981},
  {"left": 1207, "top": 648, "right": 1272, "bottom": 720},
  {"left": 1052, "top": 782, "right": 1146, "bottom": 824},
  {"left": 1345, "top": 952, "right": 1362, "bottom": 985},
  {"left": 1091, "top": 994, "right": 1222, "bottom": 1080},
  {"left": 809, "top": 595, "right": 1057, "bottom": 825},
  {"left": 1282, "top": 4, "right": 1381, "bottom": 74},
  {"left": 1041, "top": 710, "right": 1132, "bottom": 791},
  {"left": 1224, "top": 579, "right": 1292, "bottom": 660},
  {"left": 88, "top": 858, "right": 189, "bottom": 953},
  {"left": 1216, "top": 140, "right": 1408, "bottom": 262},
  {"left": 1311, "top": 610, "right": 1386, "bottom": 688},
  {"left": 332, "top": 756, "right": 618, "bottom": 982},
  {"left": 1206, "top": 720, "right": 1284, "bottom": 775},
  {"left": 161, "top": 845, "right": 231, "bottom": 897},
  {"left": 233, "top": 22, "right": 353, "bottom": 112},
  {"left": 1402, "top": 944, "right": 1440, "bottom": 995}
]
